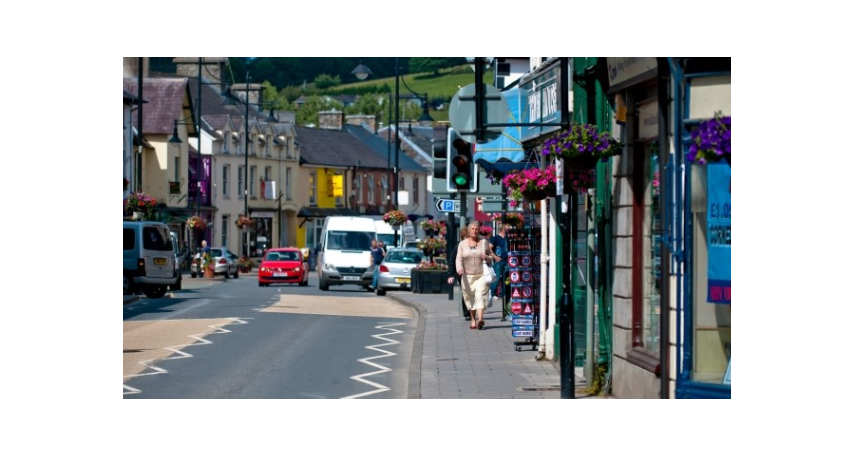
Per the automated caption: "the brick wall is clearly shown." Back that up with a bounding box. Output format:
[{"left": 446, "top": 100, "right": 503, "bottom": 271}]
[
  {"left": 346, "top": 115, "right": 379, "bottom": 132},
  {"left": 318, "top": 111, "right": 344, "bottom": 130}
]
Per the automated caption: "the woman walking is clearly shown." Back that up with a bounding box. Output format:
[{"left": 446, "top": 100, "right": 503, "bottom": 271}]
[{"left": 455, "top": 221, "right": 499, "bottom": 329}]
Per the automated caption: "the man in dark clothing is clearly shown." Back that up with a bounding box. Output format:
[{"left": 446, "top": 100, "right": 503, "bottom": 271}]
[
  {"left": 489, "top": 224, "right": 509, "bottom": 300},
  {"left": 370, "top": 239, "right": 385, "bottom": 290}
]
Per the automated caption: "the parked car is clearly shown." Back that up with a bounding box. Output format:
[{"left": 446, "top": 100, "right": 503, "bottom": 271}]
[
  {"left": 191, "top": 247, "right": 238, "bottom": 278},
  {"left": 258, "top": 248, "right": 308, "bottom": 287},
  {"left": 374, "top": 248, "right": 424, "bottom": 296},
  {"left": 169, "top": 232, "right": 182, "bottom": 291},
  {"left": 123, "top": 221, "right": 178, "bottom": 299}
]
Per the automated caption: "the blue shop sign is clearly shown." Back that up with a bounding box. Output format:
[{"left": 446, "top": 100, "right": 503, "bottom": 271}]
[{"left": 519, "top": 60, "right": 564, "bottom": 142}]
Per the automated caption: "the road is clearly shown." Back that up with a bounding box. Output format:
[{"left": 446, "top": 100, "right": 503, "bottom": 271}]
[{"left": 123, "top": 274, "right": 417, "bottom": 398}]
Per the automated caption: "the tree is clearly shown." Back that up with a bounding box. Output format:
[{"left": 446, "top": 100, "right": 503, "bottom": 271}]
[
  {"left": 295, "top": 95, "right": 344, "bottom": 126},
  {"left": 313, "top": 73, "right": 341, "bottom": 90},
  {"left": 409, "top": 57, "right": 445, "bottom": 76}
]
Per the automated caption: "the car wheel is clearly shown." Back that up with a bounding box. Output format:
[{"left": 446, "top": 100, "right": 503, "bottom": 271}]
[
  {"left": 170, "top": 275, "right": 182, "bottom": 291},
  {"left": 233, "top": 268, "right": 239, "bottom": 279},
  {"left": 376, "top": 287, "right": 386, "bottom": 296},
  {"left": 143, "top": 285, "right": 167, "bottom": 299},
  {"left": 300, "top": 277, "right": 308, "bottom": 286},
  {"left": 123, "top": 275, "right": 135, "bottom": 295},
  {"left": 258, "top": 281, "right": 264, "bottom": 287},
  {"left": 319, "top": 277, "right": 329, "bottom": 291},
  {"left": 191, "top": 271, "right": 197, "bottom": 278}
]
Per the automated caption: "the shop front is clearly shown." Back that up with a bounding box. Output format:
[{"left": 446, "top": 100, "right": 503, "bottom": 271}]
[{"left": 670, "top": 58, "right": 731, "bottom": 398}]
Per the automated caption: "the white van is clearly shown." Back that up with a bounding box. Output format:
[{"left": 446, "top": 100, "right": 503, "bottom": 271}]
[
  {"left": 317, "top": 216, "right": 377, "bottom": 291},
  {"left": 371, "top": 218, "right": 415, "bottom": 248}
]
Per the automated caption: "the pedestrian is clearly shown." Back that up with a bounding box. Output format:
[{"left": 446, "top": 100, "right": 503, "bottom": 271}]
[
  {"left": 489, "top": 223, "right": 509, "bottom": 303},
  {"left": 370, "top": 239, "right": 385, "bottom": 291},
  {"left": 446, "top": 230, "right": 470, "bottom": 321},
  {"left": 455, "top": 221, "right": 498, "bottom": 330}
]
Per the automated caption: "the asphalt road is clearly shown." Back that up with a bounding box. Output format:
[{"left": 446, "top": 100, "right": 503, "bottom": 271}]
[{"left": 123, "top": 274, "right": 417, "bottom": 398}]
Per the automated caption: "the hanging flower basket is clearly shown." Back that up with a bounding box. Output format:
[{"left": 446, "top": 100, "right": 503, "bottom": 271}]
[
  {"left": 383, "top": 210, "right": 407, "bottom": 227},
  {"left": 420, "top": 219, "right": 443, "bottom": 236},
  {"left": 187, "top": 215, "right": 206, "bottom": 230},
  {"left": 542, "top": 123, "right": 623, "bottom": 171},
  {"left": 687, "top": 112, "right": 731, "bottom": 165},
  {"left": 491, "top": 213, "right": 523, "bottom": 227},
  {"left": 521, "top": 189, "right": 548, "bottom": 201},
  {"left": 479, "top": 225, "right": 493, "bottom": 237},
  {"left": 236, "top": 215, "right": 252, "bottom": 229},
  {"left": 562, "top": 169, "right": 597, "bottom": 194},
  {"left": 502, "top": 165, "right": 557, "bottom": 207},
  {"left": 124, "top": 191, "right": 157, "bottom": 220}
]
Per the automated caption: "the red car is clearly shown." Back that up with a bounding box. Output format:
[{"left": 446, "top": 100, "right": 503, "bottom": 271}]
[{"left": 258, "top": 248, "right": 309, "bottom": 287}]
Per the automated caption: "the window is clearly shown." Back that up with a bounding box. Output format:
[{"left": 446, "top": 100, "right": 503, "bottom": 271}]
[
  {"left": 285, "top": 140, "right": 292, "bottom": 159},
  {"left": 174, "top": 156, "right": 180, "bottom": 182},
  {"left": 221, "top": 215, "right": 229, "bottom": 247},
  {"left": 413, "top": 176, "right": 419, "bottom": 205},
  {"left": 690, "top": 153, "right": 732, "bottom": 384},
  {"left": 222, "top": 165, "right": 229, "bottom": 197},
  {"left": 222, "top": 135, "right": 229, "bottom": 153},
  {"left": 355, "top": 174, "right": 363, "bottom": 204},
  {"left": 399, "top": 176, "right": 405, "bottom": 192},
  {"left": 368, "top": 176, "right": 376, "bottom": 205},
  {"left": 238, "top": 166, "right": 245, "bottom": 200},
  {"left": 264, "top": 166, "right": 271, "bottom": 182},
  {"left": 306, "top": 219, "right": 322, "bottom": 249},
  {"left": 309, "top": 172, "right": 316, "bottom": 205},
  {"left": 335, "top": 173, "right": 344, "bottom": 207},
  {"left": 250, "top": 166, "right": 256, "bottom": 197},
  {"left": 642, "top": 144, "right": 661, "bottom": 354},
  {"left": 286, "top": 167, "right": 292, "bottom": 201}
]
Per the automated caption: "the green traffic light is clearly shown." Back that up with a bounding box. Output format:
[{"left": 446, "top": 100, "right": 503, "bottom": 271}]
[{"left": 453, "top": 173, "right": 470, "bottom": 186}]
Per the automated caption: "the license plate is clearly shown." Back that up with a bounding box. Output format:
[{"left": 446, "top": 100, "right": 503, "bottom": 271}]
[
  {"left": 395, "top": 278, "right": 411, "bottom": 283},
  {"left": 154, "top": 258, "right": 167, "bottom": 266},
  {"left": 343, "top": 276, "right": 359, "bottom": 281},
  {"left": 273, "top": 273, "right": 287, "bottom": 277}
]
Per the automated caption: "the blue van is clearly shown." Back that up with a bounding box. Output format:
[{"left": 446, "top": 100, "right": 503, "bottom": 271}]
[{"left": 123, "top": 221, "right": 177, "bottom": 298}]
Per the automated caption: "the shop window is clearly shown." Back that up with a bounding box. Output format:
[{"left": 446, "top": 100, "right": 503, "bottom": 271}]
[{"left": 690, "top": 162, "right": 732, "bottom": 384}]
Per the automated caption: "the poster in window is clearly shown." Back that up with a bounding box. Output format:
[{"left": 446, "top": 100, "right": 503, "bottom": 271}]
[{"left": 707, "top": 163, "right": 731, "bottom": 304}]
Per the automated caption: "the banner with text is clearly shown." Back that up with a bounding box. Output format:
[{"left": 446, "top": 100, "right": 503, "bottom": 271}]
[{"left": 707, "top": 163, "right": 731, "bottom": 304}]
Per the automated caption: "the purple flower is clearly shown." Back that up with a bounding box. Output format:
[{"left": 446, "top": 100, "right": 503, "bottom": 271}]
[{"left": 686, "top": 113, "right": 730, "bottom": 164}]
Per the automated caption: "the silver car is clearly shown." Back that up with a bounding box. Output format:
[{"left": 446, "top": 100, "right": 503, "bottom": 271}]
[
  {"left": 191, "top": 247, "right": 239, "bottom": 278},
  {"left": 374, "top": 248, "right": 424, "bottom": 296}
]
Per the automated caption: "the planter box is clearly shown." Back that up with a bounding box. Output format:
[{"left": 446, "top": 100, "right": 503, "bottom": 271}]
[{"left": 412, "top": 269, "right": 452, "bottom": 294}]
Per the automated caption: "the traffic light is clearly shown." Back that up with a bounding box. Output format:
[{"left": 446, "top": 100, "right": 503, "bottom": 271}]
[
  {"left": 446, "top": 128, "right": 478, "bottom": 193},
  {"left": 430, "top": 137, "right": 447, "bottom": 194}
]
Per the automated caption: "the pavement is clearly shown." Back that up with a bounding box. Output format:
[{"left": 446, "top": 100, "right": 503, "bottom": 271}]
[{"left": 385, "top": 287, "right": 596, "bottom": 399}]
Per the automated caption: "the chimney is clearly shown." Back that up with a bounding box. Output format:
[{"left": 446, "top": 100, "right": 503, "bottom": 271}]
[
  {"left": 346, "top": 114, "right": 379, "bottom": 133},
  {"left": 230, "top": 82, "right": 263, "bottom": 107},
  {"left": 318, "top": 111, "right": 344, "bottom": 130},
  {"left": 173, "top": 57, "right": 227, "bottom": 84}
]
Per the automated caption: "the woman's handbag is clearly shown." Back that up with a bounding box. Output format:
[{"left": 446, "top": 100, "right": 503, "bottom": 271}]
[{"left": 481, "top": 240, "right": 497, "bottom": 283}]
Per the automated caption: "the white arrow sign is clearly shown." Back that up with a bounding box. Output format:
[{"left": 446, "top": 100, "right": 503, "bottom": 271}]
[{"left": 435, "top": 198, "right": 460, "bottom": 213}]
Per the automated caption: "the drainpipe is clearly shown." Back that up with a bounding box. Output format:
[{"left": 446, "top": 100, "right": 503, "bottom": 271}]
[
  {"left": 657, "top": 58, "right": 671, "bottom": 399},
  {"left": 537, "top": 186, "right": 549, "bottom": 358}
]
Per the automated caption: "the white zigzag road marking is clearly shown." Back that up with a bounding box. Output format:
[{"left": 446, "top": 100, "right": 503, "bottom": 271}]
[
  {"left": 123, "top": 318, "right": 248, "bottom": 396},
  {"left": 341, "top": 322, "right": 405, "bottom": 399}
]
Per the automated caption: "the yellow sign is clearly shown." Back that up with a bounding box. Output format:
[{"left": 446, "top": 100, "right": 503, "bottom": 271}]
[{"left": 327, "top": 175, "right": 343, "bottom": 197}]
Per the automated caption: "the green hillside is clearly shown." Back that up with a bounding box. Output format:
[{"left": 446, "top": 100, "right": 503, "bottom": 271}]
[{"left": 325, "top": 65, "right": 494, "bottom": 123}]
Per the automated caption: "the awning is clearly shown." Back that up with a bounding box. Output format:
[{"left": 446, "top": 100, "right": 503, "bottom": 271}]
[
  {"left": 297, "top": 207, "right": 358, "bottom": 218},
  {"left": 473, "top": 87, "right": 524, "bottom": 163}
]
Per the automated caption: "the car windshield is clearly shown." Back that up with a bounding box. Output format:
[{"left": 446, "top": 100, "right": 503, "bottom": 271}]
[
  {"left": 210, "top": 249, "right": 224, "bottom": 257},
  {"left": 385, "top": 251, "right": 423, "bottom": 264},
  {"left": 267, "top": 251, "right": 298, "bottom": 261},
  {"left": 327, "top": 231, "right": 373, "bottom": 250}
]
